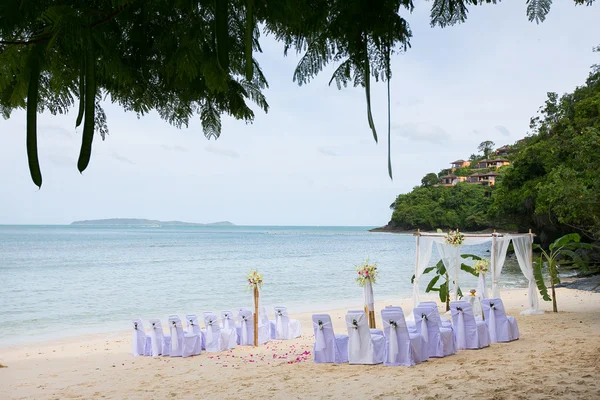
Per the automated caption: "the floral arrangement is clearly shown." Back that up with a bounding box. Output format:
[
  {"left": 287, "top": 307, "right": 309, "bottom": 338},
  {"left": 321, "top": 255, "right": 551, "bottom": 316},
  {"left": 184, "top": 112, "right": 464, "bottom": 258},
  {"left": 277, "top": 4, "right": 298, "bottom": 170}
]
[
  {"left": 474, "top": 259, "right": 490, "bottom": 275},
  {"left": 247, "top": 269, "right": 263, "bottom": 290},
  {"left": 389, "top": 320, "right": 397, "bottom": 328},
  {"left": 317, "top": 320, "right": 324, "bottom": 330},
  {"left": 355, "top": 260, "right": 379, "bottom": 287},
  {"left": 445, "top": 230, "right": 465, "bottom": 246},
  {"left": 351, "top": 319, "right": 359, "bottom": 329},
  {"left": 469, "top": 289, "right": 477, "bottom": 296}
]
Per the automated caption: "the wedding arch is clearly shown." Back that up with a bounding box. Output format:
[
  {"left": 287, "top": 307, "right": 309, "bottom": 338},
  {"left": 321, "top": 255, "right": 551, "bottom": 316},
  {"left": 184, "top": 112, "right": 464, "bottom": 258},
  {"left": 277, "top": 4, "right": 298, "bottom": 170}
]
[{"left": 412, "top": 229, "right": 543, "bottom": 315}]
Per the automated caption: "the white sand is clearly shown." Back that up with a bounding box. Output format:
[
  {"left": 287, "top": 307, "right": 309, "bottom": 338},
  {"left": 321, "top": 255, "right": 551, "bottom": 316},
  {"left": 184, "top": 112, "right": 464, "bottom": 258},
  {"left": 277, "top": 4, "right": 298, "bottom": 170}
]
[{"left": 1, "top": 288, "right": 599, "bottom": 399}]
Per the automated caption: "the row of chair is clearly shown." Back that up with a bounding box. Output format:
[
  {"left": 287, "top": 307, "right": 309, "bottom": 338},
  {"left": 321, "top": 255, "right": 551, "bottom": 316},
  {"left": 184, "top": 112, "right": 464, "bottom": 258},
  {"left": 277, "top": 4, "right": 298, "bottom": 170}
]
[
  {"left": 312, "top": 298, "right": 519, "bottom": 366},
  {"left": 132, "top": 306, "right": 302, "bottom": 357}
]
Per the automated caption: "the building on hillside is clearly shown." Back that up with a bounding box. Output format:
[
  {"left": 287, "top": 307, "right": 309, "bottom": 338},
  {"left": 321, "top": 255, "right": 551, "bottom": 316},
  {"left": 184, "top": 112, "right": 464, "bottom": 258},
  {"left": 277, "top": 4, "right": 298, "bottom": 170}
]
[
  {"left": 467, "top": 171, "right": 499, "bottom": 186},
  {"left": 440, "top": 174, "right": 467, "bottom": 187},
  {"left": 450, "top": 159, "right": 471, "bottom": 172},
  {"left": 495, "top": 146, "right": 511, "bottom": 156},
  {"left": 472, "top": 158, "right": 510, "bottom": 170}
]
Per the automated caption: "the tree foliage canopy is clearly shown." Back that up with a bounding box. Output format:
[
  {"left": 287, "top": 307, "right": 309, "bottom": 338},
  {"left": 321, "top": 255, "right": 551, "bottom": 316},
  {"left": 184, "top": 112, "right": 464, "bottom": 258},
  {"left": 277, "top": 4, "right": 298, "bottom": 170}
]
[{"left": 0, "top": 0, "right": 595, "bottom": 187}]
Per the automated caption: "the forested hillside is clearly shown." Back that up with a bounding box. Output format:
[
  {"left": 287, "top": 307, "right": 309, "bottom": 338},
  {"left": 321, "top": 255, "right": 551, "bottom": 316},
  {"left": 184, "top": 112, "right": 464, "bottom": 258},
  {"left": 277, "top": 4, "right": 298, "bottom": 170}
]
[{"left": 385, "top": 48, "right": 599, "bottom": 253}]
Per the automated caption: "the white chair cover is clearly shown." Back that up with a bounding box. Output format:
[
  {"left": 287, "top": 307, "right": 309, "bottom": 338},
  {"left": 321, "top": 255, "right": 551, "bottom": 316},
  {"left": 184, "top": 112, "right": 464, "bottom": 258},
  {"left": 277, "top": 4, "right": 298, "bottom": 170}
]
[
  {"left": 185, "top": 314, "right": 203, "bottom": 355},
  {"left": 381, "top": 308, "right": 428, "bottom": 366},
  {"left": 258, "top": 307, "right": 271, "bottom": 345},
  {"left": 312, "top": 314, "right": 349, "bottom": 364},
  {"left": 148, "top": 319, "right": 169, "bottom": 357},
  {"left": 168, "top": 315, "right": 186, "bottom": 357},
  {"left": 220, "top": 311, "right": 237, "bottom": 349},
  {"left": 131, "top": 319, "right": 151, "bottom": 356},
  {"left": 203, "top": 312, "right": 226, "bottom": 352},
  {"left": 481, "top": 298, "right": 520, "bottom": 343},
  {"left": 345, "top": 310, "right": 385, "bottom": 365},
  {"left": 413, "top": 306, "right": 456, "bottom": 358},
  {"left": 450, "top": 301, "right": 490, "bottom": 350},
  {"left": 237, "top": 309, "right": 254, "bottom": 346},
  {"left": 274, "top": 306, "right": 302, "bottom": 340}
]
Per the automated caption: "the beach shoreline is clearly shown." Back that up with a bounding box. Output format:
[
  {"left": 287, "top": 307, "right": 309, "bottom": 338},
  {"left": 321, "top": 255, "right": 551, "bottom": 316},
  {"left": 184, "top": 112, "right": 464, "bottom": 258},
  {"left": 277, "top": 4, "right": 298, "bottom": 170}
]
[{"left": 1, "top": 287, "right": 599, "bottom": 399}]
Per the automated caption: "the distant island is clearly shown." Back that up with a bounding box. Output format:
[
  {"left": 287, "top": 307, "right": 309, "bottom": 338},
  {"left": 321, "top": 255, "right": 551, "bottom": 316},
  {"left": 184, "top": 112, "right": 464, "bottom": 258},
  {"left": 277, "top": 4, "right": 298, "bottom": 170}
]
[{"left": 71, "top": 218, "right": 235, "bottom": 227}]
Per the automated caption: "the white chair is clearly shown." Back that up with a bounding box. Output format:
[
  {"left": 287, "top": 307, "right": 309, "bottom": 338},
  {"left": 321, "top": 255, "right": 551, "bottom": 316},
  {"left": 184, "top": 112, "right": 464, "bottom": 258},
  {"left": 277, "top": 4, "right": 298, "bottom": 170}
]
[
  {"left": 258, "top": 307, "right": 271, "bottom": 345},
  {"left": 273, "top": 306, "right": 302, "bottom": 340},
  {"left": 345, "top": 310, "right": 385, "bottom": 365},
  {"left": 481, "top": 298, "right": 520, "bottom": 343},
  {"left": 168, "top": 315, "right": 185, "bottom": 357},
  {"left": 450, "top": 301, "right": 490, "bottom": 350},
  {"left": 185, "top": 314, "right": 204, "bottom": 355},
  {"left": 148, "top": 319, "right": 170, "bottom": 357},
  {"left": 381, "top": 308, "right": 428, "bottom": 366},
  {"left": 312, "top": 314, "right": 349, "bottom": 364},
  {"left": 220, "top": 311, "right": 237, "bottom": 349},
  {"left": 237, "top": 309, "right": 254, "bottom": 346},
  {"left": 413, "top": 306, "right": 456, "bottom": 358},
  {"left": 203, "top": 312, "right": 225, "bottom": 352},
  {"left": 131, "top": 319, "right": 151, "bottom": 356}
]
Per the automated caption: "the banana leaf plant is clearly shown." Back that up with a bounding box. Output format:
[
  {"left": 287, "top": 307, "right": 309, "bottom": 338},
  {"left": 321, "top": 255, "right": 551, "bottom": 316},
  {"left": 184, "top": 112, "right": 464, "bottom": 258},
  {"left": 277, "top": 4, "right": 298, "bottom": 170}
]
[
  {"left": 533, "top": 233, "right": 593, "bottom": 312},
  {"left": 411, "top": 254, "right": 480, "bottom": 311}
]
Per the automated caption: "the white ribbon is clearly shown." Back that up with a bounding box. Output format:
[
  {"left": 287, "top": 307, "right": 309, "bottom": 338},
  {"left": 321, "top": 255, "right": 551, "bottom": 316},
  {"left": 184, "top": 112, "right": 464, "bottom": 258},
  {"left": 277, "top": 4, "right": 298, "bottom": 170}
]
[
  {"left": 223, "top": 315, "right": 231, "bottom": 331},
  {"left": 206, "top": 321, "right": 214, "bottom": 346},
  {"left": 388, "top": 322, "right": 398, "bottom": 364},
  {"left": 456, "top": 310, "right": 466, "bottom": 350},
  {"left": 150, "top": 324, "right": 160, "bottom": 357},
  {"left": 348, "top": 324, "right": 361, "bottom": 362},
  {"left": 314, "top": 321, "right": 328, "bottom": 351},
  {"left": 420, "top": 317, "right": 429, "bottom": 343},
  {"left": 241, "top": 318, "right": 248, "bottom": 345},
  {"left": 170, "top": 323, "right": 179, "bottom": 351},
  {"left": 364, "top": 280, "right": 375, "bottom": 311},
  {"left": 488, "top": 306, "right": 497, "bottom": 343}
]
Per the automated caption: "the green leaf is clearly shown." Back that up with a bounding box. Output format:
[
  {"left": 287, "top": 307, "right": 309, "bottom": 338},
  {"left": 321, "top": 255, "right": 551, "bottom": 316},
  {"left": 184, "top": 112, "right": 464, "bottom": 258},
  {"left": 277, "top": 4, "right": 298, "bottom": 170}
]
[
  {"left": 26, "top": 47, "right": 42, "bottom": 188},
  {"left": 425, "top": 275, "right": 440, "bottom": 292},
  {"left": 461, "top": 253, "right": 482, "bottom": 261},
  {"left": 439, "top": 281, "right": 447, "bottom": 303},
  {"left": 549, "top": 233, "right": 580, "bottom": 251},
  {"left": 460, "top": 263, "right": 477, "bottom": 277},
  {"left": 533, "top": 258, "right": 551, "bottom": 302},
  {"left": 77, "top": 27, "right": 96, "bottom": 173}
]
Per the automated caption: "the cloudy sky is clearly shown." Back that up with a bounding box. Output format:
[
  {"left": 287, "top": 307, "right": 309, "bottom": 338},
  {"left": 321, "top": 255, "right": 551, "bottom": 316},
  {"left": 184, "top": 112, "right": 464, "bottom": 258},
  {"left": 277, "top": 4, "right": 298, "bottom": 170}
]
[{"left": 0, "top": 2, "right": 598, "bottom": 226}]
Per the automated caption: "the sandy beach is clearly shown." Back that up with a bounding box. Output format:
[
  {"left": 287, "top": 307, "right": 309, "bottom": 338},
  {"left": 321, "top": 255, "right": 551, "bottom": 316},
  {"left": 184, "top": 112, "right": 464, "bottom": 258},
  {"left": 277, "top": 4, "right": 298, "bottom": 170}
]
[{"left": 1, "top": 287, "right": 599, "bottom": 400}]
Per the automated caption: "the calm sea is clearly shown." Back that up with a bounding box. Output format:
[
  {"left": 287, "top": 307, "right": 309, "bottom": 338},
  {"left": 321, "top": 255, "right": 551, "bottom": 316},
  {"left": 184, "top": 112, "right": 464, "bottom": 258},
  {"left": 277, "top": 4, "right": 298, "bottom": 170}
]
[{"left": 0, "top": 225, "right": 528, "bottom": 346}]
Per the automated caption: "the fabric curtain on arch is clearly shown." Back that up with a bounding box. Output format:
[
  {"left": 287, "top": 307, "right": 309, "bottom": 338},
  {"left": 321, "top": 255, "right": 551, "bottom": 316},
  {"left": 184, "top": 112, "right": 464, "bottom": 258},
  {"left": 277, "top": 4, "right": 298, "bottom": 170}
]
[
  {"left": 412, "top": 236, "right": 435, "bottom": 308},
  {"left": 511, "top": 236, "right": 544, "bottom": 315},
  {"left": 490, "top": 237, "right": 511, "bottom": 298},
  {"left": 435, "top": 242, "right": 461, "bottom": 301}
]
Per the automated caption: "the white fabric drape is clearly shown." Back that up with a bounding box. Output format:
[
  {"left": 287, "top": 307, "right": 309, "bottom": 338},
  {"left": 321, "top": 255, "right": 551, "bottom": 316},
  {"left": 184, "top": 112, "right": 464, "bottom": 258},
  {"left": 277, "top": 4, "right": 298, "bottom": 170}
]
[
  {"left": 477, "top": 273, "right": 488, "bottom": 299},
  {"left": 512, "top": 236, "right": 544, "bottom": 315},
  {"left": 488, "top": 306, "right": 497, "bottom": 343},
  {"left": 435, "top": 243, "right": 461, "bottom": 301},
  {"left": 364, "top": 280, "right": 374, "bottom": 311},
  {"left": 386, "top": 322, "right": 398, "bottom": 364},
  {"left": 491, "top": 237, "right": 511, "bottom": 298},
  {"left": 456, "top": 310, "right": 466, "bottom": 350},
  {"left": 314, "top": 320, "right": 329, "bottom": 351},
  {"left": 412, "top": 236, "right": 435, "bottom": 308}
]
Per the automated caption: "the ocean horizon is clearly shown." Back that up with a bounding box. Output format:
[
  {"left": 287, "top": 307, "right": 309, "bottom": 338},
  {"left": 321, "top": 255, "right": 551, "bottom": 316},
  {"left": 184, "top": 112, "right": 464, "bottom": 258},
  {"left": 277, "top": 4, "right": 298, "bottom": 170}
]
[{"left": 0, "top": 225, "right": 528, "bottom": 346}]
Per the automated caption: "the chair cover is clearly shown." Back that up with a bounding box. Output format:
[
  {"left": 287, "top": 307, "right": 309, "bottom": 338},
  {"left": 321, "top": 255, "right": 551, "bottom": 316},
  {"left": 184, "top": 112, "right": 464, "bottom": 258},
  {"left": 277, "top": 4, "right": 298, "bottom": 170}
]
[
  {"left": 345, "top": 310, "right": 385, "bottom": 364},
  {"left": 131, "top": 319, "right": 151, "bottom": 356},
  {"left": 258, "top": 307, "right": 271, "bottom": 345},
  {"left": 168, "top": 316, "right": 186, "bottom": 357},
  {"left": 481, "top": 298, "right": 520, "bottom": 343},
  {"left": 274, "top": 306, "right": 302, "bottom": 340},
  {"left": 237, "top": 309, "right": 254, "bottom": 346},
  {"left": 381, "top": 308, "right": 428, "bottom": 366},
  {"left": 221, "top": 311, "right": 237, "bottom": 349},
  {"left": 148, "top": 319, "right": 169, "bottom": 357},
  {"left": 203, "top": 312, "right": 225, "bottom": 352},
  {"left": 450, "top": 301, "right": 490, "bottom": 350},
  {"left": 185, "top": 314, "right": 204, "bottom": 355},
  {"left": 413, "top": 306, "right": 456, "bottom": 358},
  {"left": 312, "top": 314, "right": 349, "bottom": 364}
]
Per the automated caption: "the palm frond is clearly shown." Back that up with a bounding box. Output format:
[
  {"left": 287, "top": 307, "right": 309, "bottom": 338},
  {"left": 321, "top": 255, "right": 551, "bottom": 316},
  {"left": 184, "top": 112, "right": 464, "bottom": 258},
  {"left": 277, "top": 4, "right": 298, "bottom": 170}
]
[{"left": 526, "top": 0, "right": 553, "bottom": 24}]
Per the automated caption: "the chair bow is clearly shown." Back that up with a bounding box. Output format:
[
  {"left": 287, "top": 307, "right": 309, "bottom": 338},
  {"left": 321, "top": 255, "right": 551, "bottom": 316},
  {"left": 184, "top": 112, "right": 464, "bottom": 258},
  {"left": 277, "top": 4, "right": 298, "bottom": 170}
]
[
  {"left": 314, "top": 320, "right": 327, "bottom": 351},
  {"left": 241, "top": 316, "right": 248, "bottom": 345},
  {"left": 352, "top": 319, "right": 359, "bottom": 330},
  {"left": 488, "top": 304, "right": 497, "bottom": 343},
  {"left": 456, "top": 307, "right": 466, "bottom": 350},
  {"left": 420, "top": 315, "right": 429, "bottom": 343},
  {"left": 171, "top": 321, "right": 179, "bottom": 350},
  {"left": 134, "top": 322, "right": 138, "bottom": 330}
]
